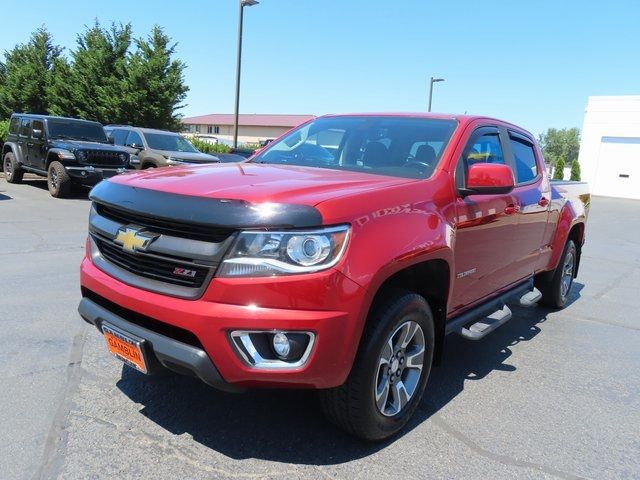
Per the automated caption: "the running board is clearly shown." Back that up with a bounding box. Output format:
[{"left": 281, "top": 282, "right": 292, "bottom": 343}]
[
  {"left": 460, "top": 305, "right": 512, "bottom": 340},
  {"left": 446, "top": 279, "right": 538, "bottom": 340},
  {"left": 517, "top": 287, "right": 542, "bottom": 307}
]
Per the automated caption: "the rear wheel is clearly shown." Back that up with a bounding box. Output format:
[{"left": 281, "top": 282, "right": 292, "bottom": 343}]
[
  {"left": 3, "top": 152, "right": 24, "bottom": 183},
  {"left": 320, "top": 290, "right": 435, "bottom": 441},
  {"left": 47, "top": 161, "right": 72, "bottom": 198},
  {"left": 536, "top": 239, "right": 577, "bottom": 309}
]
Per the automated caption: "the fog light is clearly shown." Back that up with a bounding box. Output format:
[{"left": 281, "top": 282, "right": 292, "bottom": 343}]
[{"left": 272, "top": 332, "right": 291, "bottom": 358}]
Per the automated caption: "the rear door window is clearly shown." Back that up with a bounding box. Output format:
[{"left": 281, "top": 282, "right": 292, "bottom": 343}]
[
  {"left": 9, "top": 117, "right": 20, "bottom": 135},
  {"left": 509, "top": 134, "right": 539, "bottom": 184}
]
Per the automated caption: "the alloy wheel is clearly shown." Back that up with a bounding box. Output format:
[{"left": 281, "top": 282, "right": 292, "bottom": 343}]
[
  {"left": 561, "top": 250, "right": 575, "bottom": 300},
  {"left": 374, "top": 320, "right": 426, "bottom": 417}
]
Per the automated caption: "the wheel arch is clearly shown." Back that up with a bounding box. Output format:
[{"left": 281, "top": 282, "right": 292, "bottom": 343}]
[{"left": 365, "top": 256, "right": 451, "bottom": 366}]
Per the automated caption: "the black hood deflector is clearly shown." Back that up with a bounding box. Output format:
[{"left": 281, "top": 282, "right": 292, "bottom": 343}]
[{"left": 89, "top": 180, "right": 323, "bottom": 230}]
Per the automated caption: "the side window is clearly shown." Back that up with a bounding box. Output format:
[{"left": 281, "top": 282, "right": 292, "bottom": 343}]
[
  {"left": 125, "top": 130, "right": 144, "bottom": 147},
  {"left": 112, "top": 129, "right": 129, "bottom": 146},
  {"left": 509, "top": 135, "right": 538, "bottom": 184},
  {"left": 9, "top": 118, "right": 20, "bottom": 135},
  {"left": 31, "top": 120, "right": 44, "bottom": 139},
  {"left": 456, "top": 129, "right": 506, "bottom": 189},
  {"left": 19, "top": 119, "right": 31, "bottom": 137}
]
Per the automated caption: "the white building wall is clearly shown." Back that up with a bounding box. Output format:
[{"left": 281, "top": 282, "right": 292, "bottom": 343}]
[{"left": 578, "top": 96, "right": 640, "bottom": 199}]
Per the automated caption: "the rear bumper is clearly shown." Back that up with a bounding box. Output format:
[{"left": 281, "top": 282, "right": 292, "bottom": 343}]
[
  {"left": 78, "top": 296, "right": 242, "bottom": 393},
  {"left": 66, "top": 166, "right": 127, "bottom": 185},
  {"left": 79, "top": 257, "right": 367, "bottom": 389}
]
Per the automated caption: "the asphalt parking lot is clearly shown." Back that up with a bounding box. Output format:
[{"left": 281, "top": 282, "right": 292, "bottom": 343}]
[{"left": 1, "top": 176, "right": 639, "bottom": 480}]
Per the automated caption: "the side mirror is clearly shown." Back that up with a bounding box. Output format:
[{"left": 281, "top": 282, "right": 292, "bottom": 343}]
[
  {"left": 107, "top": 135, "right": 115, "bottom": 145},
  {"left": 462, "top": 163, "right": 514, "bottom": 196},
  {"left": 127, "top": 143, "right": 144, "bottom": 151},
  {"left": 32, "top": 129, "right": 43, "bottom": 139}
]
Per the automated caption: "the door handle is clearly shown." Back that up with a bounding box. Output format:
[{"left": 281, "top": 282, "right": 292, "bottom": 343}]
[
  {"left": 505, "top": 204, "right": 520, "bottom": 215},
  {"left": 538, "top": 197, "right": 549, "bottom": 207},
  {"left": 27, "top": 142, "right": 34, "bottom": 147}
]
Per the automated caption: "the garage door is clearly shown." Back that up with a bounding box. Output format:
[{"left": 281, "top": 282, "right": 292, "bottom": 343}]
[{"left": 593, "top": 137, "right": 640, "bottom": 200}]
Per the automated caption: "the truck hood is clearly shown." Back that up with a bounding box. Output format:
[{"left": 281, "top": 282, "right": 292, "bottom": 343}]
[
  {"left": 159, "top": 150, "right": 220, "bottom": 163},
  {"left": 109, "top": 162, "right": 415, "bottom": 206},
  {"left": 51, "top": 139, "right": 128, "bottom": 153}
]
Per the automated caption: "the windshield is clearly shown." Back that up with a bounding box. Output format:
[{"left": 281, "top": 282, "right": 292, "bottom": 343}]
[
  {"left": 144, "top": 132, "right": 199, "bottom": 153},
  {"left": 47, "top": 119, "right": 108, "bottom": 143},
  {"left": 252, "top": 116, "right": 458, "bottom": 179}
]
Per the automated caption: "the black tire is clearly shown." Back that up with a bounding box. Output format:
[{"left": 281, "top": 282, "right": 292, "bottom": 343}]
[
  {"left": 3, "top": 152, "right": 24, "bottom": 184},
  {"left": 536, "top": 239, "right": 577, "bottom": 309},
  {"left": 47, "top": 161, "right": 72, "bottom": 198},
  {"left": 142, "top": 163, "right": 157, "bottom": 169},
  {"left": 320, "top": 289, "right": 435, "bottom": 441}
]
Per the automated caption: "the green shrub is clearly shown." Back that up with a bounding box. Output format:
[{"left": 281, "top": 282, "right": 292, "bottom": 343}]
[
  {"left": 570, "top": 159, "right": 581, "bottom": 181},
  {"left": 189, "top": 137, "right": 232, "bottom": 154},
  {"left": 0, "top": 119, "right": 9, "bottom": 145},
  {"left": 553, "top": 157, "right": 565, "bottom": 180}
]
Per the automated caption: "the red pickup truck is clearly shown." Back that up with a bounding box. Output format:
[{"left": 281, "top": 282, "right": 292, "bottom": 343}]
[{"left": 78, "top": 113, "right": 589, "bottom": 441}]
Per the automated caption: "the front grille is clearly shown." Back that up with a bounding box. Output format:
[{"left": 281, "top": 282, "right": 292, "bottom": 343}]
[
  {"left": 81, "top": 150, "right": 124, "bottom": 167},
  {"left": 95, "top": 203, "right": 234, "bottom": 243},
  {"left": 93, "top": 235, "right": 210, "bottom": 288}
]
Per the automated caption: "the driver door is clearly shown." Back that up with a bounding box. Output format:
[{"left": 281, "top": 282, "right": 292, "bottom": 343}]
[{"left": 449, "top": 126, "right": 522, "bottom": 313}]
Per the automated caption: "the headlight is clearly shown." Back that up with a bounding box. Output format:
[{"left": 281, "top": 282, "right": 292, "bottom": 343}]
[
  {"left": 218, "top": 225, "right": 350, "bottom": 277},
  {"left": 75, "top": 150, "right": 87, "bottom": 161},
  {"left": 118, "top": 153, "right": 128, "bottom": 163},
  {"left": 129, "top": 154, "right": 140, "bottom": 164}
]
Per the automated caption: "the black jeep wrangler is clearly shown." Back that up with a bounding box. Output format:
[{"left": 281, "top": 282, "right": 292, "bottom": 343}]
[{"left": 2, "top": 114, "right": 131, "bottom": 198}]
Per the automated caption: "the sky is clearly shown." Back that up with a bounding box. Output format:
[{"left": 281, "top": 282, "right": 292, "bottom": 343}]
[{"left": 1, "top": 0, "right": 639, "bottom": 136}]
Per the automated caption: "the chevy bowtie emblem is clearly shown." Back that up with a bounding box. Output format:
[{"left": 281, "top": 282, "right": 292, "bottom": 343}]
[{"left": 114, "top": 226, "right": 158, "bottom": 254}]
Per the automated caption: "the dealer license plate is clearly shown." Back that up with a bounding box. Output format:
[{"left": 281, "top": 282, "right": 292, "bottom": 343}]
[{"left": 102, "top": 323, "right": 148, "bottom": 373}]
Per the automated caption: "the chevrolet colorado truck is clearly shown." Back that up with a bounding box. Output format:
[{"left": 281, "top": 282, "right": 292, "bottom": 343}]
[
  {"left": 78, "top": 113, "right": 589, "bottom": 441},
  {"left": 3, "top": 114, "right": 130, "bottom": 197}
]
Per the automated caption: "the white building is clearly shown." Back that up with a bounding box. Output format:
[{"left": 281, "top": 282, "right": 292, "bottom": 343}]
[{"left": 578, "top": 96, "right": 640, "bottom": 199}]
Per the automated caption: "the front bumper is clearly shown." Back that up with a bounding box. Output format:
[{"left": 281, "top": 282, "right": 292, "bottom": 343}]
[
  {"left": 79, "top": 296, "right": 242, "bottom": 393},
  {"left": 66, "top": 166, "right": 127, "bottom": 185},
  {"left": 80, "top": 257, "right": 367, "bottom": 389}
]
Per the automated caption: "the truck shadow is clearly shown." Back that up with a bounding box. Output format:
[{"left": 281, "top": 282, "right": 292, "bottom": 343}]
[
  {"left": 20, "top": 178, "right": 92, "bottom": 200},
  {"left": 116, "top": 283, "right": 584, "bottom": 465}
]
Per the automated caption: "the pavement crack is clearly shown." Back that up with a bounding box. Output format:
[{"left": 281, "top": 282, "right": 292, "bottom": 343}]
[
  {"left": 430, "top": 414, "right": 586, "bottom": 480},
  {"left": 32, "top": 323, "right": 89, "bottom": 480}
]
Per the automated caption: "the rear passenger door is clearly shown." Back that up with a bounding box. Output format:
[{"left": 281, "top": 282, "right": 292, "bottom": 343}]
[
  {"left": 503, "top": 130, "right": 550, "bottom": 279},
  {"left": 17, "top": 118, "right": 32, "bottom": 166}
]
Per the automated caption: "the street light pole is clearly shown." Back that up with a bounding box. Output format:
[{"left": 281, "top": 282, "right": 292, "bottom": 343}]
[
  {"left": 233, "top": 0, "right": 258, "bottom": 149},
  {"left": 428, "top": 76, "right": 445, "bottom": 112}
]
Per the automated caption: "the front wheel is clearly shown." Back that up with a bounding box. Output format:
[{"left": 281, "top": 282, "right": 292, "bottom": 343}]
[
  {"left": 47, "top": 161, "right": 72, "bottom": 198},
  {"left": 536, "top": 239, "right": 577, "bottom": 309},
  {"left": 320, "top": 290, "right": 435, "bottom": 441}
]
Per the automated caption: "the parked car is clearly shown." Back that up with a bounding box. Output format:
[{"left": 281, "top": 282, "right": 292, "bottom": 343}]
[
  {"left": 2, "top": 114, "right": 130, "bottom": 197},
  {"left": 78, "top": 113, "right": 589, "bottom": 441},
  {"left": 104, "top": 125, "right": 220, "bottom": 169}
]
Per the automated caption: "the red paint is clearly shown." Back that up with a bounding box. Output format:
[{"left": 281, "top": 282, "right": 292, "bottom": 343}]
[
  {"left": 81, "top": 113, "right": 589, "bottom": 389},
  {"left": 466, "top": 163, "right": 515, "bottom": 189}
]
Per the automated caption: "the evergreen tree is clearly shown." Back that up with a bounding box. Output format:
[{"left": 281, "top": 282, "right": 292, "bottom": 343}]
[
  {"left": 553, "top": 157, "right": 566, "bottom": 180},
  {"left": 49, "top": 22, "right": 132, "bottom": 124},
  {"left": 570, "top": 159, "right": 581, "bottom": 181},
  {"left": 125, "top": 26, "right": 189, "bottom": 130},
  {"left": 0, "top": 27, "right": 62, "bottom": 116}
]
